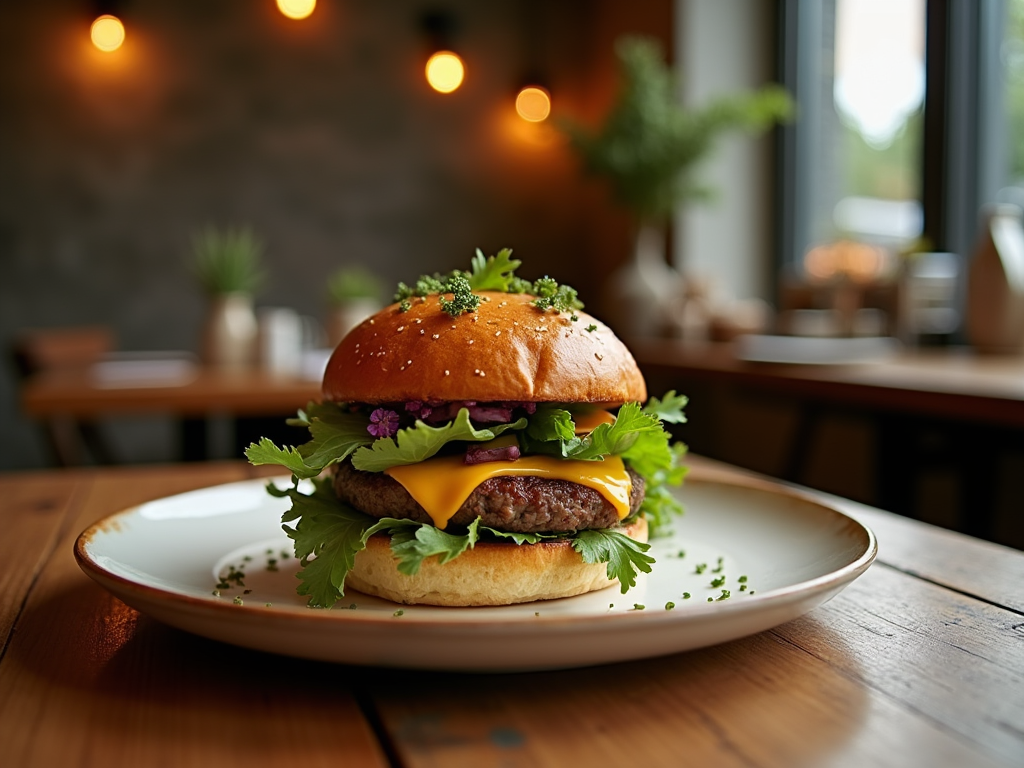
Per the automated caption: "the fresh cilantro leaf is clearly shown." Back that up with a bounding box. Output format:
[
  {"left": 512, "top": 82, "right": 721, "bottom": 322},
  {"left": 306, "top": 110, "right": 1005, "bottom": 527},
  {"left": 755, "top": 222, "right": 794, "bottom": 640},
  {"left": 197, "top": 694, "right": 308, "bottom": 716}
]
[
  {"left": 571, "top": 528, "right": 655, "bottom": 593},
  {"left": 468, "top": 248, "right": 522, "bottom": 291},
  {"left": 245, "top": 438, "right": 317, "bottom": 479},
  {"left": 561, "top": 402, "right": 663, "bottom": 460},
  {"left": 351, "top": 408, "right": 527, "bottom": 472},
  {"left": 276, "top": 478, "right": 377, "bottom": 607},
  {"left": 481, "top": 526, "right": 559, "bottom": 544},
  {"left": 376, "top": 517, "right": 481, "bottom": 575},
  {"left": 624, "top": 432, "right": 688, "bottom": 537},
  {"left": 245, "top": 402, "right": 373, "bottom": 480},
  {"left": 525, "top": 405, "right": 576, "bottom": 443},
  {"left": 643, "top": 390, "right": 689, "bottom": 424}
]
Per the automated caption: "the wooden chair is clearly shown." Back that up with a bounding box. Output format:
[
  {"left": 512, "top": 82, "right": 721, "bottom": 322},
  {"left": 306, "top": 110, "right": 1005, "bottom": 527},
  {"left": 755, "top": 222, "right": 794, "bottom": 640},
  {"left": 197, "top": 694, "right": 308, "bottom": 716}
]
[{"left": 11, "top": 326, "right": 118, "bottom": 466}]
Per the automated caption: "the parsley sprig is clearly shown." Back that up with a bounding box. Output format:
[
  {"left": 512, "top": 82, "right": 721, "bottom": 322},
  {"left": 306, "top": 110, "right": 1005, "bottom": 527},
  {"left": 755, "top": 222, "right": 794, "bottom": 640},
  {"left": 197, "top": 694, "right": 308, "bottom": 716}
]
[{"left": 392, "top": 248, "right": 584, "bottom": 319}]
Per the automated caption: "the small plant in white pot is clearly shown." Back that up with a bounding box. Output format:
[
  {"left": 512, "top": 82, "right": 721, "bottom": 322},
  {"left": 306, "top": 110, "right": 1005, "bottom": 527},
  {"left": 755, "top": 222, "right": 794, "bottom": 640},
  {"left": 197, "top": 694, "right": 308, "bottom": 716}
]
[
  {"left": 191, "top": 225, "right": 266, "bottom": 370},
  {"left": 326, "top": 265, "right": 383, "bottom": 346},
  {"left": 562, "top": 36, "right": 793, "bottom": 337}
]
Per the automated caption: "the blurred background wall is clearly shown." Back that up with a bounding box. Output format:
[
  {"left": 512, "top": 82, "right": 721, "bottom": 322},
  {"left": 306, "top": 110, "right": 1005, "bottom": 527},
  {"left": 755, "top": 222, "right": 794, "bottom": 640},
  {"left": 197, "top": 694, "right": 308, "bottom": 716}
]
[{"left": 0, "top": 0, "right": 672, "bottom": 470}]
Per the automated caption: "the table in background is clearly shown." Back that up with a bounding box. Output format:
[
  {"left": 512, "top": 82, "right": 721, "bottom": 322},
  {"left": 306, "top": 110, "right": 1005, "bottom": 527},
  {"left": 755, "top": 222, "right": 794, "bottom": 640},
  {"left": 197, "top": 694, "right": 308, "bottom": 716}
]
[
  {"left": 20, "top": 366, "right": 323, "bottom": 462},
  {"left": 632, "top": 339, "right": 1024, "bottom": 540},
  {"left": 1, "top": 457, "right": 1021, "bottom": 767}
]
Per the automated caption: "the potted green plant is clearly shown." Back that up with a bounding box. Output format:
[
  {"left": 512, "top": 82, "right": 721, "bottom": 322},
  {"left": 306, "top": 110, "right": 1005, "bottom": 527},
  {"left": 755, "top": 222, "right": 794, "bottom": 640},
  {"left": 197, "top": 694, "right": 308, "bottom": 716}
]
[
  {"left": 326, "top": 265, "right": 383, "bottom": 345},
  {"left": 562, "top": 36, "right": 793, "bottom": 336},
  {"left": 191, "top": 225, "right": 266, "bottom": 369}
]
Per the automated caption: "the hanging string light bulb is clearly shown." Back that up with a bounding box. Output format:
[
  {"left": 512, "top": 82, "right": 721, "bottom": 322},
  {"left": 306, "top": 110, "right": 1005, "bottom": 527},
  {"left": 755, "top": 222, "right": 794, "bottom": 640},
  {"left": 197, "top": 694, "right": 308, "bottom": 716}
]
[
  {"left": 90, "top": 13, "right": 125, "bottom": 52},
  {"left": 425, "top": 51, "right": 465, "bottom": 93},
  {"left": 420, "top": 11, "right": 464, "bottom": 94},
  {"left": 515, "top": 85, "right": 551, "bottom": 122},
  {"left": 276, "top": 0, "right": 316, "bottom": 20}
]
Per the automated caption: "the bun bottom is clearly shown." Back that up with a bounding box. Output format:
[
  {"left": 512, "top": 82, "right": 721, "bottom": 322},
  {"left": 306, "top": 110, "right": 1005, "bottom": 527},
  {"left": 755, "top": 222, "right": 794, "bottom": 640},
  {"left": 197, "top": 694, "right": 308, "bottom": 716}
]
[{"left": 346, "top": 517, "right": 649, "bottom": 607}]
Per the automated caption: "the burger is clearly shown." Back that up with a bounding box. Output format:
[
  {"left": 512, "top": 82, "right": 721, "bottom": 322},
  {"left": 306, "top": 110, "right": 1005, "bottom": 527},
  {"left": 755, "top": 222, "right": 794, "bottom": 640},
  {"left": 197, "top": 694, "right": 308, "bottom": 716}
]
[{"left": 246, "top": 249, "right": 687, "bottom": 607}]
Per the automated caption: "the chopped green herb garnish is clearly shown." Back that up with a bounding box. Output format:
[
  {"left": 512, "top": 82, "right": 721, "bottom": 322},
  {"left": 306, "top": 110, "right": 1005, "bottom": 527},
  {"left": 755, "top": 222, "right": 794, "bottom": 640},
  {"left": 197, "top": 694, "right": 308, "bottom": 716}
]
[
  {"left": 398, "top": 299, "right": 411, "bottom": 313},
  {"left": 739, "top": 584, "right": 748, "bottom": 592},
  {"left": 586, "top": 324, "right": 597, "bottom": 332},
  {"left": 712, "top": 557, "right": 724, "bottom": 574},
  {"left": 716, "top": 589, "right": 731, "bottom": 601},
  {"left": 665, "top": 601, "right": 675, "bottom": 610},
  {"left": 438, "top": 272, "right": 481, "bottom": 317},
  {"left": 710, "top": 575, "right": 726, "bottom": 588},
  {"left": 677, "top": 549, "right": 686, "bottom": 558},
  {"left": 532, "top": 278, "right": 584, "bottom": 315},
  {"left": 738, "top": 575, "right": 748, "bottom": 583},
  {"left": 694, "top": 563, "right": 707, "bottom": 574},
  {"left": 212, "top": 590, "right": 221, "bottom": 597},
  {"left": 632, "top": 603, "right": 645, "bottom": 611},
  {"left": 682, "top": 592, "right": 691, "bottom": 599},
  {"left": 393, "top": 609, "right": 405, "bottom": 617},
  {"left": 232, "top": 596, "right": 243, "bottom": 606},
  {"left": 265, "top": 602, "right": 272, "bottom": 607}
]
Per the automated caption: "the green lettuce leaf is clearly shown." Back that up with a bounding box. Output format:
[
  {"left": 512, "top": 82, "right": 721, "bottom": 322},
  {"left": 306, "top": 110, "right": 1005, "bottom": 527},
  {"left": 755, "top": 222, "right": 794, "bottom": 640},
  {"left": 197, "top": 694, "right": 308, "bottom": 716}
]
[
  {"left": 571, "top": 528, "right": 656, "bottom": 593},
  {"left": 351, "top": 408, "right": 527, "bottom": 472}
]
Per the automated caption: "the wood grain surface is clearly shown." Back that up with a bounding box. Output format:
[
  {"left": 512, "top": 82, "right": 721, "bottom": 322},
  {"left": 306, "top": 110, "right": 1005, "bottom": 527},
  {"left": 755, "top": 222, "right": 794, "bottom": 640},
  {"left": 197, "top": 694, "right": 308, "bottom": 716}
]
[{"left": 0, "top": 458, "right": 1021, "bottom": 768}]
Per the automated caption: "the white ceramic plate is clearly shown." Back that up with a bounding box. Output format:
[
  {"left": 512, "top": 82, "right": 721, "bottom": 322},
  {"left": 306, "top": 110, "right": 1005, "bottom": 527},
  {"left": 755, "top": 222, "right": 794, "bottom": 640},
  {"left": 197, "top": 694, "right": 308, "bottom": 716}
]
[{"left": 75, "top": 472, "right": 876, "bottom": 672}]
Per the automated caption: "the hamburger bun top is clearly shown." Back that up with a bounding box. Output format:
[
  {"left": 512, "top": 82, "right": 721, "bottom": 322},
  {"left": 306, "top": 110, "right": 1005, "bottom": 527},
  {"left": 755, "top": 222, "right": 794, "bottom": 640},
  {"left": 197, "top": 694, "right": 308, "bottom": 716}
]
[{"left": 322, "top": 291, "right": 647, "bottom": 405}]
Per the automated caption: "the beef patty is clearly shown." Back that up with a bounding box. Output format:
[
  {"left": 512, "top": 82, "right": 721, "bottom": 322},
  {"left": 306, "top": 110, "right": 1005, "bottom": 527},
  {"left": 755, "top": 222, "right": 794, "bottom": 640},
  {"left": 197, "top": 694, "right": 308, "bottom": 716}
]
[{"left": 332, "top": 461, "right": 645, "bottom": 533}]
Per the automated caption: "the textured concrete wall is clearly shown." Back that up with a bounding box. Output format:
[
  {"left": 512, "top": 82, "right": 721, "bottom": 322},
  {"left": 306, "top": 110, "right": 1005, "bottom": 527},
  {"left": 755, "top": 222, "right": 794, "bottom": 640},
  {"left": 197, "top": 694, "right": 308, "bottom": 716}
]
[{"left": 0, "top": 0, "right": 671, "bottom": 469}]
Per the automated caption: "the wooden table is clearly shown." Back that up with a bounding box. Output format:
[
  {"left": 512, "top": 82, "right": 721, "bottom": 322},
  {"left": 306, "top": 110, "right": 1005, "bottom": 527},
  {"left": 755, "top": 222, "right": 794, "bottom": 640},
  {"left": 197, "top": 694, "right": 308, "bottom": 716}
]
[
  {"left": 632, "top": 339, "right": 1024, "bottom": 540},
  {"left": 20, "top": 366, "right": 323, "bottom": 462},
  {"left": 2, "top": 457, "right": 1021, "bottom": 767}
]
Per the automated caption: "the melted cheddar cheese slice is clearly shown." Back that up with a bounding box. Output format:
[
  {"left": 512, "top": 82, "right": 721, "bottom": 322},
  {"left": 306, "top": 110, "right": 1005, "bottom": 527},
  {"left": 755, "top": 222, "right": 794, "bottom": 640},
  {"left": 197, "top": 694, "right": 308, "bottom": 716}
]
[
  {"left": 571, "top": 408, "right": 616, "bottom": 434},
  {"left": 384, "top": 452, "right": 633, "bottom": 530}
]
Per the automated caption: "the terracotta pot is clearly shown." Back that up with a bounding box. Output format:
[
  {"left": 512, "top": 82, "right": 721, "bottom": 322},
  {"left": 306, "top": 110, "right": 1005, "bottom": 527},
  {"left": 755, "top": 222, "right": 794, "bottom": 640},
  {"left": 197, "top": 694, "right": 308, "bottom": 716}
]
[{"left": 202, "top": 293, "right": 257, "bottom": 370}]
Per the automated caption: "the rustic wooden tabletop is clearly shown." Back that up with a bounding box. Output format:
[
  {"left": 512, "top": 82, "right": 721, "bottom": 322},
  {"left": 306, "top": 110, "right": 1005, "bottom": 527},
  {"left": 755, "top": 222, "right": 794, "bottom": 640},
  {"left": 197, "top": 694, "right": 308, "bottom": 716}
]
[{"left": 1, "top": 457, "right": 1021, "bottom": 767}]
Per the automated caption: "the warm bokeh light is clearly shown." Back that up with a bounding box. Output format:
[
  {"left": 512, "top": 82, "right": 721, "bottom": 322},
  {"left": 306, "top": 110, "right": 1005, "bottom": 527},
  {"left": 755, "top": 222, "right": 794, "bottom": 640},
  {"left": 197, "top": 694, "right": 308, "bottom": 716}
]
[
  {"left": 804, "top": 239, "right": 888, "bottom": 283},
  {"left": 276, "top": 0, "right": 316, "bottom": 20},
  {"left": 425, "top": 51, "right": 465, "bottom": 93},
  {"left": 90, "top": 15, "right": 125, "bottom": 53},
  {"left": 515, "top": 86, "right": 552, "bottom": 122}
]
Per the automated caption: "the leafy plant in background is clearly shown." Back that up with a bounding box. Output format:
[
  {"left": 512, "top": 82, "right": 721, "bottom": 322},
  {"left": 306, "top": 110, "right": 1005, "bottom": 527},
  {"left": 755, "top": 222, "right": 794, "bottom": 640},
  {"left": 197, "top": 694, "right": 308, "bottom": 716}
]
[
  {"left": 191, "top": 226, "right": 266, "bottom": 295},
  {"left": 327, "top": 265, "right": 383, "bottom": 305},
  {"left": 562, "top": 36, "right": 794, "bottom": 222}
]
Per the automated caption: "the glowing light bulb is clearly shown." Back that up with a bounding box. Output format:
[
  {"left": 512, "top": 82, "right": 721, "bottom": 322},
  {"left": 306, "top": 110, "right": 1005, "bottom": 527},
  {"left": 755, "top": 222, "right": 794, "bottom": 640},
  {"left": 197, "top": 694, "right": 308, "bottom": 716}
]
[
  {"left": 516, "top": 86, "right": 551, "bottom": 122},
  {"left": 425, "top": 51, "right": 465, "bottom": 93},
  {"left": 90, "top": 15, "right": 125, "bottom": 52},
  {"left": 277, "top": 0, "right": 316, "bottom": 20}
]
